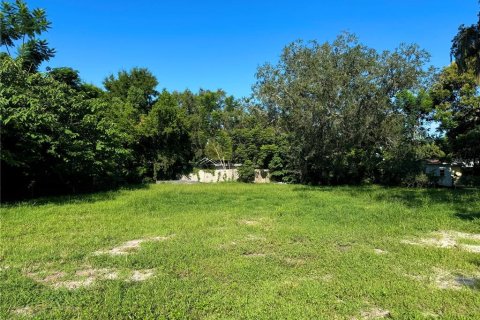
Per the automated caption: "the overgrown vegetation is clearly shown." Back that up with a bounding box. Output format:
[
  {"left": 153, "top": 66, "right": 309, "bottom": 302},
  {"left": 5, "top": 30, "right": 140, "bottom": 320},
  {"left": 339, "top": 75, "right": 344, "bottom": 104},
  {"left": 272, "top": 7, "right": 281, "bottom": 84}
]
[{"left": 1, "top": 1, "right": 479, "bottom": 200}]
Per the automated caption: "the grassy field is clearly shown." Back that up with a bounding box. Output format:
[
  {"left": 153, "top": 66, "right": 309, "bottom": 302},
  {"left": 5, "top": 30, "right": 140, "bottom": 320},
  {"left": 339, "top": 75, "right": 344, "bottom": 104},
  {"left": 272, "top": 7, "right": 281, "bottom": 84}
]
[{"left": 1, "top": 183, "right": 479, "bottom": 319}]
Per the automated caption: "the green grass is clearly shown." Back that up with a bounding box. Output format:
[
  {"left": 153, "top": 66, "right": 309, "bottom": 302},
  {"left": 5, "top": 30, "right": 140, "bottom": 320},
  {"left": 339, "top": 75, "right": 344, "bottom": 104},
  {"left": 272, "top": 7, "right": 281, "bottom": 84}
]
[{"left": 1, "top": 184, "right": 479, "bottom": 319}]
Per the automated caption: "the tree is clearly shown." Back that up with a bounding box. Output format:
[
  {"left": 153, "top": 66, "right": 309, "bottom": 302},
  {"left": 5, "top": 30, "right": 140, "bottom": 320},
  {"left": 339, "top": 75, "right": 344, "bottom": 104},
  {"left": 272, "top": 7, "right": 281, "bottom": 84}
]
[
  {"left": 103, "top": 68, "right": 158, "bottom": 114},
  {"left": 0, "top": 57, "right": 130, "bottom": 199},
  {"left": 0, "top": 0, "right": 55, "bottom": 71},
  {"left": 138, "top": 90, "right": 193, "bottom": 180},
  {"left": 176, "top": 89, "right": 230, "bottom": 161},
  {"left": 431, "top": 63, "right": 480, "bottom": 172},
  {"left": 451, "top": 12, "right": 480, "bottom": 82},
  {"left": 238, "top": 160, "right": 255, "bottom": 183},
  {"left": 254, "top": 33, "right": 432, "bottom": 184},
  {"left": 205, "top": 130, "right": 233, "bottom": 169}
]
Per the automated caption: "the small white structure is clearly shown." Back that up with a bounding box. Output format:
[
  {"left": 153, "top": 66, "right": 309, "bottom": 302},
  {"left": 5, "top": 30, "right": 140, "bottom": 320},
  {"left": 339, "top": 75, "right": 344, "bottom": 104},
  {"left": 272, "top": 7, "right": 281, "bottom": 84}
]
[
  {"left": 424, "top": 160, "right": 454, "bottom": 187},
  {"left": 180, "top": 166, "right": 270, "bottom": 183},
  {"left": 181, "top": 168, "right": 239, "bottom": 183}
]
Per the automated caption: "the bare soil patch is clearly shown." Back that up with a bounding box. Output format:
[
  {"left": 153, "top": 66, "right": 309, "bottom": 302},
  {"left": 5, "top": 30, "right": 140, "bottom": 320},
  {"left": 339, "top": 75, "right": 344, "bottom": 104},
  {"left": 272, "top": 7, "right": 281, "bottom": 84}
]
[
  {"left": 373, "top": 248, "right": 388, "bottom": 255},
  {"left": 94, "top": 235, "right": 174, "bottom": 256},
  {"left": 12, "top": 306, "right": 36, "bottom": 317},
  {"left": 433, "top": 268, "right": 478, "bottom": 290},
  {"left": 336, "top": 243, "right": 352, "bottom": 252},
  {"left": 283, "top": 257, "right": 307, "bottom": 266},
  {"left": 240, "top": 219, "right": 261, "bottom": 226},
  {"left": 242, "top": 252, "right": 267, "bottom": 258},
  {"left": 406, "top": 267, "right": 479, "bottom": 290},
  {"left": 401, "top": 230, "right": 480, "bottom": 253},
  {"left": 358, "top": 307, "right": 391, "bottom": 319},
  {"left": 25, "top": 266, "right": 157, "bottom": 290},
  {"left": 130, "top": 269, "right": 155, "bottom": 282},
  {"left": 244, "top": 234, "right": 266, "bottom": 241},
  {"left": 239, "top": 218, "right": 274, "bottom": 230}
]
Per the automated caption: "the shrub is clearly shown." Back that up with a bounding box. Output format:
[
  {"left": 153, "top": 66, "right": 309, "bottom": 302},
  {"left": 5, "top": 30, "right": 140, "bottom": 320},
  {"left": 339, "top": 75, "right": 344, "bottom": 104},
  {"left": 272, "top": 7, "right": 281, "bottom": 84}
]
[{"left": 238, "top": 160, "right": 255, "bottom": 183}]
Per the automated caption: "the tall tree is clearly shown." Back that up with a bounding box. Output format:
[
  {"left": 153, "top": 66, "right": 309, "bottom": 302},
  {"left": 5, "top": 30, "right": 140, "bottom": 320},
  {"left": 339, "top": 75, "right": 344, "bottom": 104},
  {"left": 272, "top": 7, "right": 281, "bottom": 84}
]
[
  {"left": 451, "top": 12, "right": 480, "bottom": 82},
  {"left": 431, "top": 63, "right": 480, "bottom": 172},
  {"left": 103, "top": 68, "right": 158, "bottom": 114},
  {"left": 254, "top": 33, "right": 432, "bottom": 184},
  {"left": 139, "top": 90, "right": 193, "bottom": 180},
  {"left": 0, "top": 0, "right": 55, "bottom": 71},
  {"left": 0, "top": 57, "right": 130, "bottom": 199}
]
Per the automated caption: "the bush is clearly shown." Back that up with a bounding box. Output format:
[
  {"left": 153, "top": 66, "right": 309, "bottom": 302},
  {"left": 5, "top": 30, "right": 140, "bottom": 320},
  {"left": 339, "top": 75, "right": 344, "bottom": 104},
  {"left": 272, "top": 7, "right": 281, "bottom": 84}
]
[
  {"left": 268, "top": 155, "right": 284, "bottom": 182},
  {"left": 238, "top": 160, "right": 255, "bottom": 183},
  {"left": 400, "top": 172, "right": 437, "bottom": 188},
  {"left": 458, "top": 175, "right": 480, "bottom": 187}
]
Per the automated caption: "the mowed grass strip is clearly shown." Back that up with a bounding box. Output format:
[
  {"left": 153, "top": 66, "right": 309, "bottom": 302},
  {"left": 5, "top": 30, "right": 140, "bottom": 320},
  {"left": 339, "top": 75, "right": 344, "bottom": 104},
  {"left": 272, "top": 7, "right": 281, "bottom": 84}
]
[{"left": 1, "top": 184, "right": 479, "bottom": 319}]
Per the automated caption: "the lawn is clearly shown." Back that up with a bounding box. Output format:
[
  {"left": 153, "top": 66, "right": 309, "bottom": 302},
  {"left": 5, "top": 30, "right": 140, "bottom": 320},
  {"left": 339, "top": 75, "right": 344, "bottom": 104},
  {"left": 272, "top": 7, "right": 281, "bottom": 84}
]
[{"left": 1, "top": 183, "right": 479, "bottom": 319}]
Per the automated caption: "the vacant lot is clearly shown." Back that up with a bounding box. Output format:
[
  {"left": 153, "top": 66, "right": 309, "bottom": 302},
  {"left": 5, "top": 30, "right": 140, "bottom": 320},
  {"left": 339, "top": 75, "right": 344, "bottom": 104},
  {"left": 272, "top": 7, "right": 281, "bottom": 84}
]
[{"left": 1, "top": 184, "right": 479, "bottom": 319}]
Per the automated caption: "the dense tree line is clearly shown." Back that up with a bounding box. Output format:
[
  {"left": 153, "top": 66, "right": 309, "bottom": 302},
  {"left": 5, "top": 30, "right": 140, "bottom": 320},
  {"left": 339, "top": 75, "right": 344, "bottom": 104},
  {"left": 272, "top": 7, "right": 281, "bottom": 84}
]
[{"left": 1, "top": 1, "right": 479, "bottom": 200}]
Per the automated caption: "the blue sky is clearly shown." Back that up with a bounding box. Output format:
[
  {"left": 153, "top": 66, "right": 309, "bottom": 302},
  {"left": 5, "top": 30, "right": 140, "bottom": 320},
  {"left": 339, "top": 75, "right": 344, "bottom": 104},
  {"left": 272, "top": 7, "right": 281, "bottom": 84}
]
[{"left": 24, "top": 0, "right": 480, "bottom": 98}]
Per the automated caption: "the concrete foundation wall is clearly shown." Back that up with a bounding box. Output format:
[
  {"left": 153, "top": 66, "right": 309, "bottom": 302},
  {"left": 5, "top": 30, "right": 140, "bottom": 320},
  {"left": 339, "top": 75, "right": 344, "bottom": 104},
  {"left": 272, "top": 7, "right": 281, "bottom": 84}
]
[{"left": 181, "top": 169, "right": 270, "bottom": 183}]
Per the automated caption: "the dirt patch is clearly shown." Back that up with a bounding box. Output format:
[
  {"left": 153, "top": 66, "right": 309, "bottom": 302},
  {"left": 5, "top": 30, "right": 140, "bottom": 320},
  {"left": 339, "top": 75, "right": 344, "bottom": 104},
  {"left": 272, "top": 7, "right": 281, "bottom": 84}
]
[
  {"left": 336, "top": 243, "right": 352, "bottom": 252},
  {"left": 373, "top": 249, "right": 388, "bottom": 255},
  {"left": 460, "top": 244, "right": 480, "bottom": 253},
  {"left": 76, "top": 268, "right": 119, "bottom": 280},
  {"left": 434, "top": 268, "right": 463, "bottom": 290},
  {"left": 26, "top": 267, "right": 120, "bottom": 290},
  {"left": 54, "top": 277, "right": 96, "bottom": 290},
  {"left": 55, "top": 268, "right": 118, "bottom": 289},
  {"left": 12, "top": 306, "right": 36, "bottom": 317},
  {"left": 401, "top": 230, "right": 480, "bottom": 253},
  {"left": 404, "top": 273, "right": 425, "bottom": 282},
  {"left": 298, "top": 274, "right": 333, "bottom": 282},
  {"left": 243, "top": 252, "right": 267, "bottom": 258},
  {"left": 239, "top": 218, "right": 274, "bottom": 230},
  {"left": 283, "top": 257, "right": 307, "bottom": 266},
  {"left": 282, "top": 274, "right": 332, "bottom": 287},
  {"left": 130, "top": 269, "right": 155, "bottom": 282},
  {"left": 94, "top": 235, "right": 174, "bottom": 256},
  {"left": 433, "top": 268, "right": 478, "bottom": 290},
  {"left": 407, "top": 268, "right": 479, "bottom": 290},
  {"left": 240, "top": 220, "right": 261, "bottom": 226},
  {"left": 421, "top": 311, "right": 439, "bottom": 318},
  {"left": 41, "top": 271, "right": 67, "bottom": 283},
  {"left": 245, "top": 234, "right": 266, "bottom": 241},
  {"left": 26, "top": 270, "right": 66, "bottom": 284},
  {"left": 359, "top": 307, "right": 391, "bottom": 319}
]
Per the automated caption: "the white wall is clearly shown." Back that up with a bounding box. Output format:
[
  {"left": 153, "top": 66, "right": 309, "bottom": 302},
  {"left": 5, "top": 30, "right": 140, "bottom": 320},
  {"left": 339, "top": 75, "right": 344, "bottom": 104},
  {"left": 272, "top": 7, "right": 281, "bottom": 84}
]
[
  {"left": 181, "top": 169, "right": 270, "bottom": 183},
  {"left": 425, "top": 165, "right": 453, "bottom": 187}
]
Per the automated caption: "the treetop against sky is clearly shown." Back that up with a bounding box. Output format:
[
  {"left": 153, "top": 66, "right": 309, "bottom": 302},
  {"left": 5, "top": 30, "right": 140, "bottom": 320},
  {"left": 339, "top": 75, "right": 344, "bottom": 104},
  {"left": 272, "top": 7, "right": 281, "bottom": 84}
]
[{"left": 6, "top": 1, "right": 480, "bottom": 97}]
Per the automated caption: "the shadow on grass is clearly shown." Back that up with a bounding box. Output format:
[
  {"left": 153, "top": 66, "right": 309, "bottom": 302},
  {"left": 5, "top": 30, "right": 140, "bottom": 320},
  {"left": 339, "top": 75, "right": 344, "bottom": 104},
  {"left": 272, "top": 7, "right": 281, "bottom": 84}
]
[
  {"left": 455, "top": 211, "right": 480, "bottom": 221},
  {"left": 293, "top": 184, "right": 479, "bottom": 220},
  {"left": 1, "top": 183, "right": 150, "bottom": 207}
]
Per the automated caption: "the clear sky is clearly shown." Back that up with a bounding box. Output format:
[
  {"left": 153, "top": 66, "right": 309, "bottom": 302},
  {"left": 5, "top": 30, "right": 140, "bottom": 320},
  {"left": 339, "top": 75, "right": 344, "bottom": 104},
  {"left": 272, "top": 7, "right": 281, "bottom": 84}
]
[{"left": 24, "top": 0, "right": 480, "bottom": 98}]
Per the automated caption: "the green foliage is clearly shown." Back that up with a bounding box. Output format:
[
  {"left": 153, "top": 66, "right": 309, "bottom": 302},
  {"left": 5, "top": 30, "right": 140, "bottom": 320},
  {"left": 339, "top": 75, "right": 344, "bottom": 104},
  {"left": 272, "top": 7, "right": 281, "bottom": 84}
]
[
  {"left": 451, "top": 12, "right": 480, "bottom": 81},
  {"left": 255, "top": 33, "right": 432, "bottom": 185},
  {"left": 0, "top": 0, "right": 55, "bottom": 71},
  {"left": 48, "top": 67, "right": 82, "bottom": 89},
  {"left": 237, "top": 160, "right": 255, "bottom": 182},
  {"left": 0, "top": 57, "right": 130, "bottom": 198},
  {"left": 205, "top": 130, "right": 233, "bottom": 168},
  {"left": 139, "top": 90, "right": 193, "bottom": 180},
  {"left": 431, "top": 63, "right": 480, "bottom": 171},
  {"left": 103, "top": 68, "right": 158, "bottom": 113},
  {"left": 268, "top": 155, "right": 285, "bottom": 182}
]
